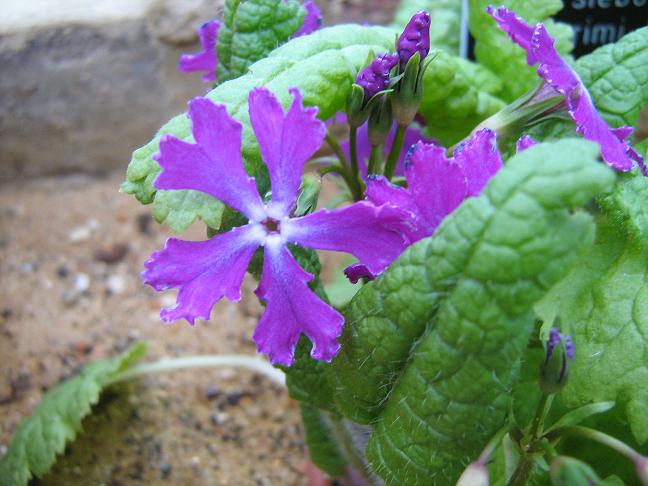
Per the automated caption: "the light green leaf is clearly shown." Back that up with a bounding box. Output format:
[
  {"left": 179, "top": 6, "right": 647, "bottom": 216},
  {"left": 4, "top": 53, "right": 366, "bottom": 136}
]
[
  {"left": 0, "top": 343, "right": 148, "bottom": 486},
  {"left": 393, "top": 0, "right": 462, "bottom": 55},
  {"left": 300, "top": 403, "right": 348, "bottom": 476},
  {"left": 536, "top": 221, "right": 648, "bottom": 445},
  {"left": 469, "top": 0, "right": 572, "bottom": 101},
  {"left": 420, "top": 51, "right": 506, "bottom": 145},
  {"left": 153, "top": 190, "right": 224, "bottom": 233},
  {"left": 599, "top": 172, "right": 648, "bottom": 247},
  {"left": 575, "top": 27, "right": 648, "bottom": 129},
  {"left": 217, "top": 0, "right": 306, "bottom": 83},
  {"left": 329, "top": 140, "right": 614, "bottom": 483}
]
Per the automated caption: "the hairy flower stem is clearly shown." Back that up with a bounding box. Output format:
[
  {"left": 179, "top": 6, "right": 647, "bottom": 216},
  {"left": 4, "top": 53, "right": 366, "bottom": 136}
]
[
  {"left": 557, "top": 426, "right": 641, "bottom": 461},
  {"left": 329, "top": 418, "right": 375, "bottom": 485},
  {"left": 348, "top": 126, "right": 364, "bottom": 200},
  {"left": 367, "top": 145, "right": 383, "bottom": 175},
  {"left": 106, "top": 355, "right": 285, "bottom": 387},
  {"left": 508, "top": 393, "right": 553, "bottom": 486},
  {"left": 384, "top": 125, "right": 406, "bottom": 179},
  {"left": 325, "top": 132, "right": 363, "bottom": 201}
]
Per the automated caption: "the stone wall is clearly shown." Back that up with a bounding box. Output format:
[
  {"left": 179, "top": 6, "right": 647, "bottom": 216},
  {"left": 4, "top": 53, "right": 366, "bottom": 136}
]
[{"left": 0, "top": 0, "right": 398, "bottom": 182}]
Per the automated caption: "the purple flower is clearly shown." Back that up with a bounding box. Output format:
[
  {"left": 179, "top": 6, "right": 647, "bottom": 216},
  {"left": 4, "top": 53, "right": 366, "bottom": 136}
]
[
  {"left": 345, "top": 129, "right": 503, "bottom": 282},
  {"left": 143, "top": 88, "right": 407, "bottom": 366},
  {"left": 355, "top": 53, "right": 399, "bottom": 100},
  {"left": 397, "top": 11, "right": 431, "bottom": 67},
  {"left": 488, "top": 6, "right": 644, "bottom": 173},
  {"left": 179, "top": 2, "right": 321, "bottom": 83},
  {"left": 293, "top": 1, "right": 322, "bottom": 37},
  {"left": 178, "top": 20, "right": 220, "bottom": 82}
]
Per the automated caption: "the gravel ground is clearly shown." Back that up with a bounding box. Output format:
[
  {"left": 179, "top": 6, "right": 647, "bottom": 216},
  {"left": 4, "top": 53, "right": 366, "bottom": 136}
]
[{"left": 0, "top": 172, "right": 322, "bottom": 485}]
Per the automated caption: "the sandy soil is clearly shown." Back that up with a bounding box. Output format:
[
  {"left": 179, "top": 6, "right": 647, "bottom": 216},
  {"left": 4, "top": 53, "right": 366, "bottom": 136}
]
[{"left": 0, "top": 173, "right": 321, "bottom": 485}]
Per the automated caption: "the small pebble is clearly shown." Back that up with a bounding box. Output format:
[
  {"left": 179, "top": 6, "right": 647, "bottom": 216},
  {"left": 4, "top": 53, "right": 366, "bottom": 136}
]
[
  {"left": 68, "top": 219, "right": 99, "bottom": 243},
  {"left": 136, "top": 213, "right": 153, "bottom": 235},
  {"left": 159, "top": 462, "right": 172, "bottom": 478},
  {"left": 94, "top": 243, "right": 129, "bottom": 264},
  {"left": 56, "top": 265, "right": 70, "bottom": 279},
  {"left": 106, "top": 275, "right": 126, "bottom": 295},
  {"left": 204, "top": 385, "right": 221, "bottom": 400}
]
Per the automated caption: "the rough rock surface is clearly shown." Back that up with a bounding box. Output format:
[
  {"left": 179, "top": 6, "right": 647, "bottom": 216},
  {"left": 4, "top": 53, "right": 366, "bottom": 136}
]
[{"left": 0, "top": 0, "right": 399, "bottom": 182}]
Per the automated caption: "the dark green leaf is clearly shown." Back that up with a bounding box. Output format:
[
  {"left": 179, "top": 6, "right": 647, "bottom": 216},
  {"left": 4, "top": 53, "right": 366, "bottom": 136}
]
[
  {"left": 300, "top": 403, "right": 348, "bottom": 476},
  {"left": 329, "top": 139, "right": 614, "bottom": 483}
]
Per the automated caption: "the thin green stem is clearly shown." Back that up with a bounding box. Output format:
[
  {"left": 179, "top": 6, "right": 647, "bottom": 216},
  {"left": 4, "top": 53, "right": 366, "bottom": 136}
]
[
  {"left": 529, "top": 393, "right": 552, "bottom": 440},
  {"left": 477, "top": 424, "right": 510, "bottom": 465},
  {"left": 106, "top": 355, "right": 285, "bottom": 387},
  {"left": 508, "top": 393, "right": 553, "bottom": 486},
  {"left": 329, "top": 418, "right": 374, "bottom": 485},
  {"left": 556, "top": 426, "right": 641, "bottom": 461},
  {"left": 384, "top": 125, "right": 406, "bottom": 180},
  {"left": 347, "top": 126, "right": 363, "bottom": 201},
  {"left": 367, "top": 144, "right": 383, "bottom": 175},
  {"left": 325, "top": 132, "right": 350, "bottom": 167},
  {"left": 325, "top": 131, "right": 362, "bottom": 201}
]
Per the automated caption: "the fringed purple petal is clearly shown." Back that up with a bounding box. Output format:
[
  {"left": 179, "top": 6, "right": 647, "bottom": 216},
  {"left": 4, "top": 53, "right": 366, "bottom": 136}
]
[
  {"left": 284, "top": 202, "right": 409, "bottom": 275},
  {"left": 406, "top": 141, "right": 466, "bottom": 233},
  {"left": 143, "top": 224, "right": 264, "bottom": 324},
  {"left": 487, "top": 7, "right": 535, "bottom": 62},
  {"left": 178, "top": 20, "right": 220, "bottom": 82},
  {"left": 489, "top": 7, "right": 641, "bottom": 172},
  {"left": 516, "top": 134, "right": 538, "bottom": 152},
  {"left": 253, "top": 237, "right": 343, "bottom": 365},
  {"left": 344, "top": 263, "right": 375, "bottom": 284},
  {"left": 293, "top": 1, "right": 322, "bottom": 37},
  {"left": 154, "top": 97, "right": 265, "bottom": 221},
  {"left": 397, "top": 11, "right": 431, "bottom": 66},
  {"left": 248, "top": 88, "right": 325, "bottom": 217},
  {"left": 454, "top": 128, "right": 503, "bottom": 196}
]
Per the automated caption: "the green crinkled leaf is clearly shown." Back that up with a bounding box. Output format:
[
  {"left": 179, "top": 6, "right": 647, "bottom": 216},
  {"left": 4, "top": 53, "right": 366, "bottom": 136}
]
[
  {"left": 329, "top": 140, "right": 615, "bottom": 484},
  {"left": 0, "top": 343, "right": 148, "bottom": 486},
  {"left": 393, "top": 0, "right": 462, "bottom": 55},
  {"left": 300, "top": 403, "right": 348, "bottom": 476},
  {"left": 575, "top": 27, "right": 648, "bottom": 129},
  {"left": 599, "top": 172, "right": 648, "bottom": 247},
  {"left": 419, "top": 51, "right": 506, "bottom": 145},
  {"left": 153, "top": 190, "right": 224, "bottom": 233},
  {"left": 217, "top": 0, "right": 306, "bottom": 83},
  {"left": 536, "top": 221, "right": 648, "bottom": 445},
  {"left": 469, "top": 0, "right": 572, "bottom": 101}
]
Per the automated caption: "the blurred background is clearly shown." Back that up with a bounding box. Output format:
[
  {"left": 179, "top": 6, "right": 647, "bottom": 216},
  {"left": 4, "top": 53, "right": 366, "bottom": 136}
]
[{"left": 0, "top": 1, "right": 399, "bottom": 484}]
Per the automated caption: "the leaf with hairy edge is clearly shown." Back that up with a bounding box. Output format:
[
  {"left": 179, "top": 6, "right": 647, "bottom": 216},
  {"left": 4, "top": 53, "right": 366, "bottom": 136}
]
[
  {"left": 393, "top": 0, "right": 462, "bottom": 55},
  {"left": 217, "top": 0, "right": 306, "bottom": 83},
  {"left": 576, "top": 27, "right": 648, "bottom": 129},
  {"left": 0, "top": 343, "right": 148, "bottom": 485},
  {"left": 419, "top": 51, "right": 505, "bottom": 146},
  {"left": 329, "top": 140, "right": 614, "bottom": 483},
  {"left": 153, "top": 190, "right": 224, "bottom": 233},
  {"left": 536, "top": 220, "right": 648, "bottom": 445},
  {"left": 300, "top": 403, "right": 348, "bottom": 476},
  {"left": 469, "top": 0, "right": 573, "bottom": 101}
]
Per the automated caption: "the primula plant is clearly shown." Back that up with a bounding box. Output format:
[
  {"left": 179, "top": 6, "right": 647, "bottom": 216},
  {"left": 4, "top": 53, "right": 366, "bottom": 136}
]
[{"left": 2, "top": 0, "right": 648, "bottom": 485}]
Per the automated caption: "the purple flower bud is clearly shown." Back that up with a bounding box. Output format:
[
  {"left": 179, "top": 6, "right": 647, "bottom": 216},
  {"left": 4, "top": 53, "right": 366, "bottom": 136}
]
[
  {"left": 397, "top": 11, "right": 431, "bottom": 66},
  {"left": 355, "top": 53, "right": 399, "bottom": 100},
  {"left": 541, "top": 328, "right": 575, "bottom": 394}
]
